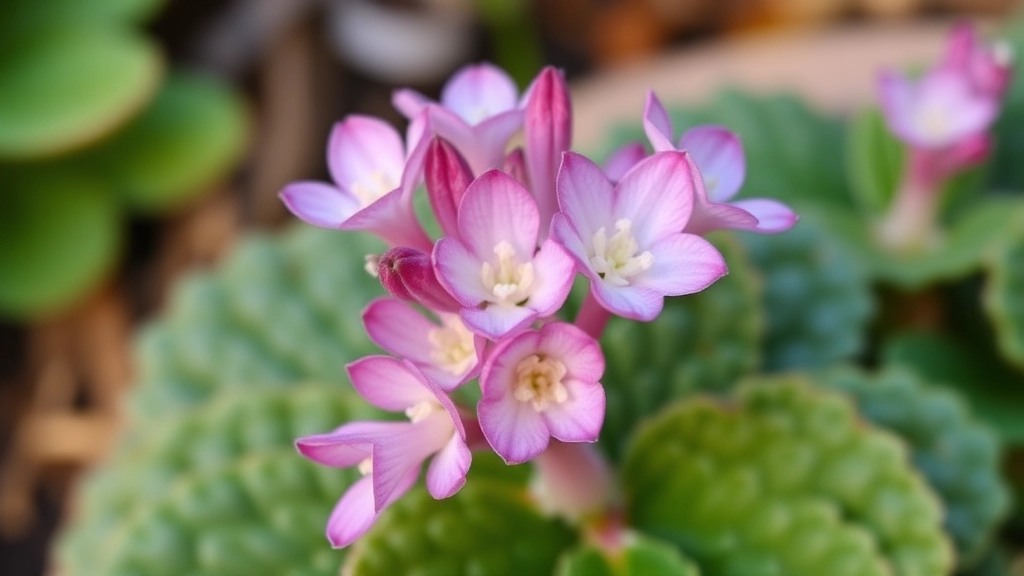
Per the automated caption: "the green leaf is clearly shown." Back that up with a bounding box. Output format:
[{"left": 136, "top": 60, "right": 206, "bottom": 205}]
[
  {"left": 344, "top": 479, "right": 577, "bottom": 576},
  {"left": 623, "top": 376, "right": 953, "bottom": 576},
  {"left": 5, "top": 0, "right": 167, "bottom": 26},
  {"left": 820, "top": 366, "right": 1011, "bottom": 568},
  {"left": 0, "top": 22, "right": 163, "bottom": 159},
  {"left": 0, "top": 164, "right": 120, "bottom": 319},
  {"left": 984, "top": 224, "right": 1024, "bottom": 372},
  {"left": 556, "top": 534, "right": 702, "bottom": 576},
  {"left": 882, "top": 332, "right": 1024, "bottom": 444},
  {"left": 741, "top": 219, "right": 873, "bottom": 371},
  {"left": 598, "top": 233, "right": 762, "bottom": 460},
  {"left": 92, "top": 72, "right": 249, "bottom": 213},
  {"left": 845, "top": 107, "right": 905, "bottom": 215}
]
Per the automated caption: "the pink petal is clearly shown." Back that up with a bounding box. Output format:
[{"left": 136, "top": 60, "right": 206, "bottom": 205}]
[
  {"left": 457, "top": 170, "right": 540, "bottom": 260},
  {"left": 471, "top": 109, "right": 527, "bottom": 173},
  {"left": 460, "top": 304, "right": 535, "bottom": 341},
  {"left": 426, "top": 138, "right": 474, "bottom": 238},
  {"left": 941, "top": 21, "right": 976, "bottom": 71},
  {"left": 346, "top": 356, "right": 437, "bottom": 412},
  {"left": 536, "top": 323, "right": 604, "bottom": 384},
  {"left": 327, "top": 116, "right": 406, "bottom": 195},
  {"left": 643, "top": 91, "right": 676, "bottom": 153},
  {"left": 679, "top": 125, "right": 746, "bottom": 202},
  {"left": 326, "top": 475, "right": 379, "bottom": 548},
  {"left": 556, "top": 152, "right": 615, "bottom": 243},
  {"left": 503, "top": 147, "right": 530, "bottom": 187},
  {"left": 441, "top": 63, "right": 519, "bottom": 125},
  {"left": 339, "top": 187, "right": 433, "bottom": 251},
  {"left": 478, "top": 391, "right": 550, "bottom": 465},
  {"left": 684, "top": 199, "right": 760, "bottom": 236},
  {"left": 549, "top": 213, "right": 591, "bottom": 275},
  {"left": 729, "top": 198, "right": 799, "bottom": 233},
  {"left": 878, "top": 70, "right": 916, "bottom": 144},
  {"left": 541, "top": 378, "right": 605, "bottom": 444},
  {"left": 433, "top": 237, "right": 491, "bottom": 306},
  {"left": 425, "top": 433, "right": 471, "bottom": 499},
  {"left": 614, "top": 151, "right": 694, "bottom": 246},
  {"left": 603, "top": 141, "right": 647, "bottom": 182},
  {"left": 525, "top": 67, "right": 572, "bottom": 237},
  {"left": 370, "top": 414, "right": 454, "bottom": 510},
  {"left": 524, "top": 238, "right": 575, "bottom": 317},
  {"left": 295, "top": 421, "right": 399, "bottom": 467},
  {"left": 362, "top": 298, "right": 437, "bottom": 364},
  {"left": 636, "top": 233, "right": 727, "bottom": 295},
  {"left": 393, "top": 88, "right": 432, "bottom": 120},
  {"left": 591, "top": 281, "right": 664, "bottom": 322},
  {"left": 279, "top": 181, "right": 360, "bottom": 228}
]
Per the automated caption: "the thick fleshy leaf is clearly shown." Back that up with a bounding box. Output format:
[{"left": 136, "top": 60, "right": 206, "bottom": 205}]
[
  {"left": 678, "top": 125, "right": 745, "bottom": 202},
  {"left": 555, "top": 535, "right": 702, "bottom": 576},
  {"left": 0, "top": 22, "right": 163, "bottom": 159},
  {"left": 984, "top": 223, "right": 1024, "bottom": 372},
  {"left": 845, "top": 106, "right": 906, "bottom": 215}
]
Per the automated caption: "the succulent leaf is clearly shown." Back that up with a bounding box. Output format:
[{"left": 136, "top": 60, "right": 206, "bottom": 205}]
[{"left": 556, "top": 534, "right": 702, "bottom": 576}]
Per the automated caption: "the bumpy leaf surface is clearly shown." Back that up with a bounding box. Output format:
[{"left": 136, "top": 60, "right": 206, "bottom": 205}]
[
  {"left": 556, "top": 534, "right": 702, "bottom": 576},
  {"left": 821, "top": 366, "right": 1011, "bottom": 567},
  {"left": 623, "top": 377, "right": 953, "bottom": 576},
  {"left": 984, "top": 225, "right": 1024, "bottom": 372}
]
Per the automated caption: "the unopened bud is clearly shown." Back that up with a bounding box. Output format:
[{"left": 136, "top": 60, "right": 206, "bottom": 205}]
[{"left": 378, "top": 246, "right": 460, "bottom": 313}]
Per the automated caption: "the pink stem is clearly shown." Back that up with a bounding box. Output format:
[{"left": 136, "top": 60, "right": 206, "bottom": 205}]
[
  {"left": 575, "top": 291, "right": 611, "bottom": 340},
  {"left": 531, "top": 441, "right": 617, "bottom": 522},
  {"left": 876, "top": 149, "right": 941, "bottom": 254}
]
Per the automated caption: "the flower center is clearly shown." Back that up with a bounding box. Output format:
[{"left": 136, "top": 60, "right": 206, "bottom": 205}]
[
  {"left": 351, "top": 171, "right": 397, "bottom": 207},
  {"left": 405, "top": 400, "right": 443, "bottom": 423},
  {"left": 917, "top": 105, "right": 951, "bottom": 143},
  {"left": 428, "top": 316, "right": 476, "bottom": 375},
  {"left": 589, "top": 219, "right": 654, "bottom": 287},
  {"left": 481, "top": 241, "right": 535, "bottom": 306},
  {"left": 358, "top": 457, "right": 373, "bottom": 476},
  {"left": 513, "top": 354, "right": 569, "bottom": 412}
]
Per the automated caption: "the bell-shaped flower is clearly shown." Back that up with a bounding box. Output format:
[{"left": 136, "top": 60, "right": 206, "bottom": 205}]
[
  {"left": 280, "top": 114, "right": 433, "bottom": 251},
  {"left": 551, "top": 151, "right": 727, "bottom": 322},
  {"left": 363, "top": 297, "right": 484, "bottom": 390},
  {"left": 524, "top": 66, "right": 572, "bottom": 239},
  {"left": 642, "top": 91, "right": 797, "bottom": 235},
  {"left": 433, "top": 170, "right": 575, "bottom": 340},
  {"left": 941, "top": 22, "right": 1013, "bottom": 100},
  {"left": 478, "top": 322, "right": 605, "bottom": 464},
  {"left": 295, "top": 357, "right": 470, "bottom": 548},
  {"left": 393, "top": 63, "right": 524, "bottom": 175}
]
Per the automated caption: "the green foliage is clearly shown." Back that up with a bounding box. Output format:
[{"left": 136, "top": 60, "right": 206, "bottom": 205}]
[
  {"left": 0, "top": 164, "right": 120, "bottom": 318},
  {"left": 741, "top": 219, "right": 873, "bottom": 371},
  {"left": 820, "top": 366, "right": 1011, "bottom": 567},
  {"left": 623, "top": 377, "right": 953, "bottom": 576},
  {"left": 132, "top": 227, "right": 385, "bottom": 417},
  {"left": 6, "top": 0, "right": 167, "bottom": 26},
  {"left": 598, "top": 234, "right": 762, "bottom": 460},
  {"left": 59, "top": 384, "right": 376, "bottom": 576},
  {"left": 556, "top": 534, "right": 702, "bottom": 576},
  {"left": 0, "top": 21, "right": 163, "bottom": 159},
  {"left": 344, "top": 478, "right": 577, "bottom": 576},
  {"left": 984, "top": 225, "right": 1024, "bottom": 372},
  {"left": 846, "top": 107, "right": 905, "bottom": 215},
  {"left": 92, "top": 72, "right": 249, "bottom": 212}
]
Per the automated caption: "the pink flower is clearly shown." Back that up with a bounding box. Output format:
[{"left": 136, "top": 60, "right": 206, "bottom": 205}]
[
  {"left": 478, "top": 322, "right": 605, "bottom": 464},
  {"left": 377, "top": 246, "right": 461, "bottom": 313},
  {"left": 642, "top": 91, "right": 797, "bottom": 235},
  {"left": 393, "top": 63, "right": 524, "bottom": 175},
  {"left": 550, "top": 151, "right": 727, "bottom": 322},
  {"left": 280, "top": 114, "right": 433, "bottom": 251},
  {"left": 941, "top": 22, "right": 1013, "bottom": 99},
  {"left": 424, "top": 137, "right": 474, "bottom": 240},
  {"left": 525, "top": 67, "right": 572, "bottom": 239},
  {"left": 433, "top": 170, "right": 575, "bottom": 340},
  {"left": 296, "top": 357, "right": 470, "bottom": 548},
  {"left": 603, "top": 141, "right": 646, "bottom": 182},
  {"left": 363, "top": 298, "right": 484, "bottom": 390}
]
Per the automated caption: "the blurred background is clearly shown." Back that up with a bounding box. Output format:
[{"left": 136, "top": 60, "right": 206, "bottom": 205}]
[{"left": 0, "top": 0, "right": 1019, "bottom": 574}]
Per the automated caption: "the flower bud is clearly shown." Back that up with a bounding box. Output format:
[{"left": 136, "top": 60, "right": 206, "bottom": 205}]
[{"left": 378, "top": 246, "right": 460, "bottom": 313}]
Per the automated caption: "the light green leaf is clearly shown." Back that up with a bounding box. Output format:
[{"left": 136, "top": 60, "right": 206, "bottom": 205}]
[
  {"left": 845, "top": 107, "right": 905, "bottom": 215},
  {"left": 556, "top": 534, "right": 702, "bottom": 576}
]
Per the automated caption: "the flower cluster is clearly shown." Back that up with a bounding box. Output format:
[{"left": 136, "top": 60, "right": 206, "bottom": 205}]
[{"left": 281, "top": 64, "right": 797, "bottom": 548}]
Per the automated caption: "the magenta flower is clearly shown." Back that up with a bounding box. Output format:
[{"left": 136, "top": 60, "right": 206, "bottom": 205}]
[
  {"left": 280, "top": 114, "right": 433, "bottom": 251},
  {"left": 393, "top": 63, "right": 524, "bottom": 175},
  {"left": 603, "top": 141, "right": 647, "bottom": 182},
  {"left": 377, "top": 246, "right": 461, "bottom": 313},
  {"left": 941, "top": 22, "right": 1013, "bottom": 99},
  {"left": 433, "top": 170, "right": 575, "bottom": 340},
  {"left": 478, "top": 322, "right": 605, "bottom": 464},
  {"left": 296, "top": 357, "right": 470, "bottom": 548},
  {"left": 525, "top": 66, "right": 572, "bottom": 238},
  {"left": 642, "top": 91, "right": 797, "bottom": 235},
  {"left": 551, "top": 151, "right": 727, "bottom": 322},
  {"left": 363, "top": 297, "right": 483, "bottom": 390}
]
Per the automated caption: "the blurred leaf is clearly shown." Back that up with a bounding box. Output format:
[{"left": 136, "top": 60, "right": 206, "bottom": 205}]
[
  {"left": 820, "top": 366, "right": 1011, "bottom": 568},
  {"left": 344, "top": 479, "right": 577, "bottom": 576},
  {"left": 5, "top": 0, "right": 167, "bottom": 26},
  {"left": 556, "top": 535, "right": 702, "bottom": 576},
  {"left": 598, "top": 234, "right": 762, "bottom": 460},
  {"left": 984, "top": 224, "right": 1024, "bottom": 372},
  {"left": 742, "top": 219, "right": 873, "bottom": 372},
  {"left": 623, "top": 376, "right": 953, "bottom": 576},
  {"left": 882, "top": 332, "right": 1024, "bottom": 443},
  {"left": 0, "top": 22, "right": 163, "bottom": 159},
  {"left": 92, "top": 72, "right": 249, "bottom": 213},
  {"left": 0, "top": 165, "right": 120, "bottom": 319},
  {"left": 845, "top": 107, "right": 904, "bottom": 215}
]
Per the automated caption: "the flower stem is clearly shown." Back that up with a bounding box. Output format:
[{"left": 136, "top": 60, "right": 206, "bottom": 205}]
[
  {"left": 530, "top": 441, "right": 618, "bottom": 523},
  {"left": 876, "top": 152, "right": 942, "bottom": 254},
  {"left": 575, "top": 291, "right": 611, "bottom": 340}
]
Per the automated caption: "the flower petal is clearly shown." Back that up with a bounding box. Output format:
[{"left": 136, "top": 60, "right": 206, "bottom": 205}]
[
  {"left": 536, "top": 323, "right": 604, "bottom": 384},
  {"left": 525, "top": 67, "right": 572, "bottom": 235},
  {"left": 679, "top": 125, "right": 746, "bottom": 202},
  {"left": 426, "top": 433, "right": 471, "bottom": 499},
  {"left": 393, "top": 88, "right": 432, "bottom": 119},
  {"left": 603, "top": 141, "right": 647, "bottom": 182},
  {"left": 279, "top": 181, "right": 360, "bottom": 228},
  {"left": 340, "top": 187, "right": 432, "bottom": 251},
  {"left": 614, "top": 151, "right": 694, "bottom": 246},
  {"left": 326, "top": 475, "right": 379, "bottom": 548},
  {"left": 549, "top": 213, "right": 591, "bottom": 277},
  {"left": 684, "top": 199, "right": 760, "bottom": 236},
  {"left": 457, "top": 170, "right": 540, "bottom": 260},
  {"left": 478, "top": 392, "right": 550, "bottom": 465},
  {"left": 524, "top": 238, "right": 575, "bottom": 317},
  {"left": 460, "top": 304, "right": 535, "bottom": 341},
  {"left": 643, "top": 91, "right": 676, "bottom": 153},
  {"left": 346, "top": 356, "right": 436, "bottom": 412},
  {"left": 729, "top": 198, "right": 799, "bottom": 233},
  {"left": 426, "top": 137, "right": 474, "bottom": 238},
  {"left": 327, "top": 115, "right": 406, "bottom": 195},
  {"left": 591, "top": 281, "right": 663, "bottom": 322},
  {"left": 556, "top": 152, "right": 615, "bottom": 244},
  {"left": 541, "top": 378, "right": 605, "bottom": 444},
  {"left": 370, "top": 416, "right": 451, "bottom": 510},
  {"left": 362, "top": 298, "right": 437, "bottom": 364},
  {"left": 295, "top": 421, "right": 400, "bottom": 467},
  {"left": 636, "top": 233, "right": 727, "bottom": 295},
  {"left": 441, "top": 63, "right": 519, "bottom": 124}
]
